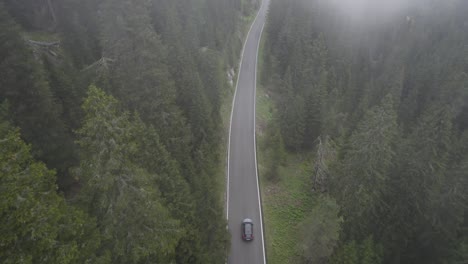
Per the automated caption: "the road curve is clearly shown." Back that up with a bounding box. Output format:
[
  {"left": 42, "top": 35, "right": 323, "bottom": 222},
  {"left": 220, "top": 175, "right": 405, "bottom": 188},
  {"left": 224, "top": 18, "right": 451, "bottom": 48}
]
[{"left": 227, "top": 0, "right": 269, "bottom": 263}]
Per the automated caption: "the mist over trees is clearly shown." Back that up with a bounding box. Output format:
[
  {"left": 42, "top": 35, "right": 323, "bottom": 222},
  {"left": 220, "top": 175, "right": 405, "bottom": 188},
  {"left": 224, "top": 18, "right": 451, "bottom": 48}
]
[
  {"left": 0, "top": 0, "right": 260, "bottom": 262},
  {"left": 263, "top": 0, "right": 468, "bottom": 263}
]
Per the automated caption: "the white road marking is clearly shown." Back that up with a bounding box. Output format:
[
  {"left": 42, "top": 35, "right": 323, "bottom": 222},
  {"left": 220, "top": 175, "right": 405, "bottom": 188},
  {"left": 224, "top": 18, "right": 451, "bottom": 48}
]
[{"left": 254, "top": 12, "right": 268, "bottom": 264}]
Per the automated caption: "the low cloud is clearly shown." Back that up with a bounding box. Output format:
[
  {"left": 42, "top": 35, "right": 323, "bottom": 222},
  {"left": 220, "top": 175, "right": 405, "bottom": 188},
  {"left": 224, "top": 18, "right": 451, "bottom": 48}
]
[{"left": 324, "top": 0, "right": 414, "bottom": 22}]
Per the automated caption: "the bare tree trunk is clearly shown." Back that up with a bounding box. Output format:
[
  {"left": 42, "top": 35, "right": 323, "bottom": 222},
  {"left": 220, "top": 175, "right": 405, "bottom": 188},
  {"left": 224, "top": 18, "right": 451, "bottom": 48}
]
[
  {"left": 27, "top": 39, "right": 60, "bottom": 47},
  {"left": 81, "top": 57, "right": 115, "bottom": 72},
  {"left": 312, "top": 136, "right": 336, "bottom": 193}
]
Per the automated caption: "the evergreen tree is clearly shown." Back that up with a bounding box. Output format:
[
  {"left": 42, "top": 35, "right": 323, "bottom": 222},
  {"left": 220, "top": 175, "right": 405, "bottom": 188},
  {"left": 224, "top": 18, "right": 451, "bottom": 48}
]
[
  {"left": 1, "top": 0, "right": 249, "bottom": 262},
  {"left": 75, "top": 86, "right": 180, "bottom": 263},
  {"left": 279, "top": 70, "right": 306, "bottom": 150},
  {"left": 298, "top": 196, "right": 342, "bottom": 264},
  {"left": 330, "top": 241, "right": 358, "bottom": 264},
  {"left": 264, "top": 121, "right": 286, "bottom": 182},
  {"left": 0, "top": 102, "right": 101, "bottom": 264},
  {"left": 56, "top": 0, "right": 101, "bottom": 68},
  {"left": 197, "top": 49, "right": 225, "bottom": 125},
  {"left": 385, "top": 104, "right": 462, "bottom": 263},
  {"left": 330, "top": 237, "right": 382, "bottom": 264},
  {"left": 265, "top": 0, "right": 468, "bottom": 262},
  {"left": 0, "top": 4, "right": 75, "bottom": 181},
  {"left": 331, "top": 95, "right": 398, "bottom": 238}
]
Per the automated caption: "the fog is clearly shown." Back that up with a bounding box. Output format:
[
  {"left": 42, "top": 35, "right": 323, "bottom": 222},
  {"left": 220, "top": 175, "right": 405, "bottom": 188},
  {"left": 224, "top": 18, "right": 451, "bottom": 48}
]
[
  {"left": 329, "top": 0, "right": 412, "bottom": 14},
  {"left": 326, "top": 0, "right": 415, "bottom": 22}
]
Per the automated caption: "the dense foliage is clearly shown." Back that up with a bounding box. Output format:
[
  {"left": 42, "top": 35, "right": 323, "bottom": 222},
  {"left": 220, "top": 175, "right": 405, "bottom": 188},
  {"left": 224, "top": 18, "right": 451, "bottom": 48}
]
[
  {"left": 263, "top": 0, "right": 468, "bottom": 263},
  {"left": 0, "top": 102, "right": 101, "bottom": 263},
  {"left": 0, "top": 0, "right": 260, "bottom": 262}
]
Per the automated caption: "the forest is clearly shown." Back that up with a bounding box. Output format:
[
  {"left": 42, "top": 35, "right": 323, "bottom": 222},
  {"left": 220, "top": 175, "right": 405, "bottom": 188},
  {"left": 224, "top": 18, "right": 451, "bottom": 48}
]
[
  {"left": 0, "top": 0, "right": 259, "bottom": 263},
  {"left": 261, "top": 0, "right": 468, "bottom": 263}
]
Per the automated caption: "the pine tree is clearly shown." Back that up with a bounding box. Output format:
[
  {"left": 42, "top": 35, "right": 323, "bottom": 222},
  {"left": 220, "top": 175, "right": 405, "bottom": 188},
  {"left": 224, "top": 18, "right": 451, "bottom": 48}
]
[
  {"left": 279, "top": 69, "right": 306, "bottom": 150},
  {"left": 332, "top": 95, "right": 398, "bottom": 238},
  {"left": 330, "top": 241, "right": 359, "bottom": 264},
  {"left": 0, "top": 102, "right": 101, "bottom": 264},
  {"left": 298, "top": 196, "right": 342, "bottom": 264},
  {"left": 264, "top": 1, "right": 468, "bottom": 262},
  {"left": 0, "top": 4, "right": 75, "bottom": 181},
  {"left": 197, "top": 49, "right": 225, "bottom": 125},
  {"left": 75, "top": 86, "right": 180, "bottom": 263},
  {"left": 330, "top": 237, "right": 382, "bottom": 264},
  {"left": 386, "top": 103, "right": 462, "bottom": 263}
]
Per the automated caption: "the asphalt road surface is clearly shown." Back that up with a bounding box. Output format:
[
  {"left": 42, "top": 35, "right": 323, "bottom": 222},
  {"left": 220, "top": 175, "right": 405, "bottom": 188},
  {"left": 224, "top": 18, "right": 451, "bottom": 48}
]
[{"left": 227, "top": 0, "right": 270, "bottom": 263}]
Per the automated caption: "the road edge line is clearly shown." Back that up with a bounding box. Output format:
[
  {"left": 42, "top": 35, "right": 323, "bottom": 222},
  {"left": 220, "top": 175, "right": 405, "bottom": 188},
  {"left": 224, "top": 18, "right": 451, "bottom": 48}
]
[{"left": 253, "top": 4, "right": 268, "bottom": 264}]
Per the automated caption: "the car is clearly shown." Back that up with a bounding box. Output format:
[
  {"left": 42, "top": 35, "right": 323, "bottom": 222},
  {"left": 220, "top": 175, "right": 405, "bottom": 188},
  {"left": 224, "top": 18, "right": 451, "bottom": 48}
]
[{"left": 242, "top": 218, "right": 254, "bottom": 241}]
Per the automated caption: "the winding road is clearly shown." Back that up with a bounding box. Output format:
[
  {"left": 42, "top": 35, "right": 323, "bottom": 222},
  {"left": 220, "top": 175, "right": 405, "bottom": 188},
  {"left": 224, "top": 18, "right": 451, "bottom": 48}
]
[{"left": 227, "top": 0, "right": 270, "bottom": 263}]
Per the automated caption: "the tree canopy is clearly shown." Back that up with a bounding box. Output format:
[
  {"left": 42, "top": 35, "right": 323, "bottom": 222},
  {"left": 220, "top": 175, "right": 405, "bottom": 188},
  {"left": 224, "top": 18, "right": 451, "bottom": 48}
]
[
  {"left": 0, "top": 0, "right": 256, "bottom": 262},
  {"left": 263, "top": 0, "right": 468, "bottom": 262}
]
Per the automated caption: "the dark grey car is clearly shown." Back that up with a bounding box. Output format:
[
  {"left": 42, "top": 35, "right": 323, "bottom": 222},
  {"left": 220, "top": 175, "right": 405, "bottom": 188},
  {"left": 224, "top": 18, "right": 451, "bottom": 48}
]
[{"left": 242, "top": 218, "right": 254, "bottom": 241}]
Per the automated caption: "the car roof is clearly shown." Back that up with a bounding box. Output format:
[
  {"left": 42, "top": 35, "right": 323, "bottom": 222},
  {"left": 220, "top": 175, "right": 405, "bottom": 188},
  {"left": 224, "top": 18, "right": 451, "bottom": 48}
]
[{"left": 244, "top": 223, "right": 252, "bottom": 234}]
